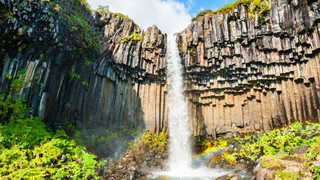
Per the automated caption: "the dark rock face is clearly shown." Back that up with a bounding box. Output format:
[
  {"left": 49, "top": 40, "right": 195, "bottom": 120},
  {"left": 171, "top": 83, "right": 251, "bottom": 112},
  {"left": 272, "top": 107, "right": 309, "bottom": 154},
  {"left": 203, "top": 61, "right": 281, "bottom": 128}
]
[
  {"left": 0, "top": 0, "right": 98, "bottom": 127},
  {"left": 0, "top": 0, "right": 167, "bottom": 157},
  {"left": 178, "top": 1, "right": 320, "bottom": 136},
  {"left": 92, "top": 12, "right": 168, "bottom": 132},
  {"left": 2, "top": 0, "right": 320, "bottom": 151}
]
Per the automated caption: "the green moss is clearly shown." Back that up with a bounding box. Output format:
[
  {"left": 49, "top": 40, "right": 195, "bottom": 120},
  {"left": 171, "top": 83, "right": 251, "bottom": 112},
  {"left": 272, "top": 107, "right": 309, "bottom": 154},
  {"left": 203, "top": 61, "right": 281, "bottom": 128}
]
[
  {"left": 96, "top": 5, "right": 110, "bottom": 14},
  {"left": 113, "top": 12, "right": 134, "bottom": 22},
  {"left": 312, "top": 166, "right": 320, "bottom": 180},
  {"left": 70, "top": 72, "right": 80, "bottom": 80},
  {"left": 85, "top": 59, "right": 94, "bottom": 66},
  {"left": 192, "top": 0, "right": 270, "bottom": 21},
  {"left": 65, "top": 12, "right": 98, "bottom": 51},
  {"left": 81, "top": 81, "right": 89, "bottom": 87},
  {"left": 96, "top": 6, "right": 134, "bottom": 22},
  {"left": 260, "top": 156, "right": 286, "bottom": 170},
  {"left": 200, "top": 121, "right": 320, "bottom": 171},
  {"left": 47, "top": 0, "right": 99, "bottom": 56},
  {"left": 191, "top": 10, "right": 215, "bottom": 21},
  {"left": 275, "top": 171, "right": 299, "bottom": 180},
  {"left": 120, "top": 32, "right": 142, "bottom": 44},
  {"left": 306, "top": 143, "right": 320, "bottom": 160}
]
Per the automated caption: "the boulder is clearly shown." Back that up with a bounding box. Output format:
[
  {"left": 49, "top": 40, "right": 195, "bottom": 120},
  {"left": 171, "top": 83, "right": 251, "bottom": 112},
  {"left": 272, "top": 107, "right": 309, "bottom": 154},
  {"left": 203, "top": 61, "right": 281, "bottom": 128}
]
[{"left": 252, "top": 155, "right": 312, "bottom": 180}]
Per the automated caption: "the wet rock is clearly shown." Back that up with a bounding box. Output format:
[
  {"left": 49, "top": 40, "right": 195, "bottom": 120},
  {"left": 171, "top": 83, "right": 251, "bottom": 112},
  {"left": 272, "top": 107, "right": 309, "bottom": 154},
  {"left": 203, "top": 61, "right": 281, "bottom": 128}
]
[{"left": 215, "top": 173, "right": 241, "bottom": 180}]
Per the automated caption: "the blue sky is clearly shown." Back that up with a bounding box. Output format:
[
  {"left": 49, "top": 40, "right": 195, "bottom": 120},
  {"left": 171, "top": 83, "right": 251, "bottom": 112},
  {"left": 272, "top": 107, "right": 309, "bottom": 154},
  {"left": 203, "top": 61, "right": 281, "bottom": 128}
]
[
  {"left": 87, "top": 0, "right": 235, "bottom": 34},
  {"left": 176, "top": 0, "right": 234, "bottom": 17}
]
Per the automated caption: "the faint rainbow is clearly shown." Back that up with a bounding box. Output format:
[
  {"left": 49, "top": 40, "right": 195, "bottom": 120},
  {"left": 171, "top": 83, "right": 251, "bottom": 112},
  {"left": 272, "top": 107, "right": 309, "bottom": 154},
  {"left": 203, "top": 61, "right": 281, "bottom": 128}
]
[{"left": 192, "top": 147, "right": 225, "bottom": 168}]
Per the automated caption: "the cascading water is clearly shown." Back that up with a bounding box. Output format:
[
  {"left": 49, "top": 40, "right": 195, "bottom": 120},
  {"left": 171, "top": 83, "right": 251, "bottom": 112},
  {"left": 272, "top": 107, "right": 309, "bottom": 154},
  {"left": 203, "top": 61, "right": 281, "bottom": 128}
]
[
  {"left": 152, "top": 34, "right": 231, "bottom": 179},
  {"left": 166, "top": 34, "right": 192, "bottom": 171}
]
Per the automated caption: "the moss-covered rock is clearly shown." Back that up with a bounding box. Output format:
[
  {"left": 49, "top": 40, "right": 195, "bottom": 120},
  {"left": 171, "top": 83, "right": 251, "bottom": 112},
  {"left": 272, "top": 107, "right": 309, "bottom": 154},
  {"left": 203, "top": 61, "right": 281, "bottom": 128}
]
[
  {"left": 254, "top": 154, "right": 312, "bottom": 180},
  {"left": 196, "top": 122, "right": 320, "bottom": 178}
]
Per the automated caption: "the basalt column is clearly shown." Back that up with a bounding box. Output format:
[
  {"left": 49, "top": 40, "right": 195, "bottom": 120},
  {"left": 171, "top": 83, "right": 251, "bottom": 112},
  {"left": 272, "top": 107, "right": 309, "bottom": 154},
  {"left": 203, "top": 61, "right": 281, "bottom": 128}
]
[
  {"left": 0, "top": 0, "right": 168, "bottom": 137},
  {"left": 178, "top": 0, "right": 320, "bottom": 136},
  {"left": 90, "top": 12, "right": 168, "bottom": 132}
]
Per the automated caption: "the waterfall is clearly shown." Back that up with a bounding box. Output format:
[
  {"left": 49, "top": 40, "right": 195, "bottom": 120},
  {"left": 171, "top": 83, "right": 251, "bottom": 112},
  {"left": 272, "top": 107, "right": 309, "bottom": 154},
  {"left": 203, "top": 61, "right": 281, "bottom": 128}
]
[
  {"left": 152, "top": 34, "right": 230, "bottom": 179},
  {"left": 167, "top": 34, "right": 192, "bottom": 171}
]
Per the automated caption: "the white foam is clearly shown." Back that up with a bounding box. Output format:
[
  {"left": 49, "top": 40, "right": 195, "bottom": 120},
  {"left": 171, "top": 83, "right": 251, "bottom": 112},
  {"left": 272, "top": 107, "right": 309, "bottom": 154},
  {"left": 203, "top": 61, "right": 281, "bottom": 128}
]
[{"left": 160, "top": 34, "right": 231, "bottom": 180}]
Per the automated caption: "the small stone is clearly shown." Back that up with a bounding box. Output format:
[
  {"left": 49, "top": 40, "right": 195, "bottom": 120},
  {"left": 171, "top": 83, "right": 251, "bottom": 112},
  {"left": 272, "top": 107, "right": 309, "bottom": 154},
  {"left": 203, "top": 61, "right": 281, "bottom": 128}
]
[{"left": 61, "top": 154, "right": 67, "bottom": 163}]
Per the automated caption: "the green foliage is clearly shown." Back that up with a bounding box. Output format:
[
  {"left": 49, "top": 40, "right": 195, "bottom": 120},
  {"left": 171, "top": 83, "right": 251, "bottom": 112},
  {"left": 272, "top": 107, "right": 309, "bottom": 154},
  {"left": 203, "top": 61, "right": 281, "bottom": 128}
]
[
  {"left": 75, "top": 0, "right": 91, "bottom": 12},
  {"left": 113, "top": 12, "right": 134, "bottom": 22},
  {"left": 10, "top": 70, "right": 26, "bottom": 93},
  {"left": 0, "top": 75, "right": 100, "bottom": 179},
  {"left": 70, "top": 72, "right": 81, "bottom": 80},
  {"left": 120, "top": 32, "right": 142, "bottom": 44},
  {"left": 201, "top": 121, "right": 320, "bottom": 177},
  {"left": 96, "top": 5, "right": 110, "bottom": 15},
  {"left": 47, "top": 0, "right": 99, "bottom": 55},
  {"left": 312, "top": 166, "right": 320, "bottom": 180},
  {"left": 275, "top": 171, "right": 299, "bottom": 179},
  {"left": 191, "top": 10, "right": 215, "bottom": 21},
  {"left": 5, "top": 73, "right": 12, "bottom": 80},
  {"left": 85, "top": 59, "right": 94, "bottom": 66},
  {"left": 81, "top": 81, "right": 89, "bottom": 87},
  {"left": 0, "top": 98, "right": 100, "bottom": 179},
  {"left": 139, "top": 130, "right": 167, "bottom": 154},
  {"left": 192, "top": 0, "right": 270, "bottom": 21},
  {"left": 65, "top": 12, "right": 98, "bottom": 50},
  {"left": 248, "top": 0, "right": 270, "bottom": 18}
]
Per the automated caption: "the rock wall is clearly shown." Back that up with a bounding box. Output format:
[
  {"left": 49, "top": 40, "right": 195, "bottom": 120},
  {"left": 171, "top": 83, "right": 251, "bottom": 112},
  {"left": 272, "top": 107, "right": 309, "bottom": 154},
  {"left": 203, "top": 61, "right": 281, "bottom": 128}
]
[
  {"left": 0, "top": 0, "right": 167, "bottom": 152},
  {"left": 0, "top": 0, "right": 98, "bottom": 128},
  {"left": 91, "top": 12, "right": 168, "bottom": 132},
  {"left": 178, "top": 0, "right": 320, "bottom": 136}
]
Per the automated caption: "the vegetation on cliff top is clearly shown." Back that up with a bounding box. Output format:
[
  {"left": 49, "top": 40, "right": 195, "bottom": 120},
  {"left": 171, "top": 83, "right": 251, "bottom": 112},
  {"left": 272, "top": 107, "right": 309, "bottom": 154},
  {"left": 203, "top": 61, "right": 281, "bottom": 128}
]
[
  {"left": 192, "top": 0, "right": 270, "bottom": 21},
  {"left": 96, "top": 5, "right": 135, "bottom": 22},
  {"left": 48, "top": 0, "right": 99, "bottom": 55}
]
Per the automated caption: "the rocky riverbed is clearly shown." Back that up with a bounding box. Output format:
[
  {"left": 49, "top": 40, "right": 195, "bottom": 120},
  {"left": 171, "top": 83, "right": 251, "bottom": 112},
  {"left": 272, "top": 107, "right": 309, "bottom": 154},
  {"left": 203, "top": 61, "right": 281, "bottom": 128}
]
[{"left": 103, "top": 121, "right": 320, "bottom": 180}]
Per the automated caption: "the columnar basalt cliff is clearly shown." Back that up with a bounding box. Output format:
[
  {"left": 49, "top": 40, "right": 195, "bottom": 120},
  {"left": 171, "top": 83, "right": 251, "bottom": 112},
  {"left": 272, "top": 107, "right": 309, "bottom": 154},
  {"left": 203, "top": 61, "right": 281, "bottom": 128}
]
[
  {"left": 2, "top": 0, "right": 320, "bottom": 143},
  {"left": 92, "top": 12, "right": 167, "bottom": 132},
  {"left": 0, "top": 0, "right": 167, "bottom": 156},
  {"left": 178, "top": 0, "right": 320, "bottom": 136}
]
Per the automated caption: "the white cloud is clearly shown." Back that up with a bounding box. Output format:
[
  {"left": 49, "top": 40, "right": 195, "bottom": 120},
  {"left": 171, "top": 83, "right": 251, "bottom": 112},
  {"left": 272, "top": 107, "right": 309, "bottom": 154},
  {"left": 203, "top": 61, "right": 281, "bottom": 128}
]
[{"left": 87, "top": 0, "right": 191, "bottom": 34}]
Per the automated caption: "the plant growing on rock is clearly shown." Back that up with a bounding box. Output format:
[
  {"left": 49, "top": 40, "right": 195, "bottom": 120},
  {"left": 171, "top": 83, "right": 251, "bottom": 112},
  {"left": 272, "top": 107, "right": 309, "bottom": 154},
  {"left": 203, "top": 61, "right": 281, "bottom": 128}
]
[
  {"left": 120, "top": 32, "right": 142, "bottom": 44},
  {"left": 198, "top": 121, "right": 320, "bottom": 178},
  {"left": 192, "top": 0, "right": 270, "bottom": 21}
]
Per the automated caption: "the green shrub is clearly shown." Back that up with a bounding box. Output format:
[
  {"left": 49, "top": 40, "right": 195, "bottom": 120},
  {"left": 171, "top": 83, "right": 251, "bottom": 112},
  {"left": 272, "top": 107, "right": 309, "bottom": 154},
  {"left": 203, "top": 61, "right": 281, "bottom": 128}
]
[
  {"left": 200, "top": 121, "right": 320, "bottom": 175},
  {"left": 0, "top": 75, "right": 101, "bottom": 179},
  {"left": 47, "top": 0, "right": 99, "bottom": 55},
  {"left": 0, "top": 96, "right": 101, "bottom": 179}
]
